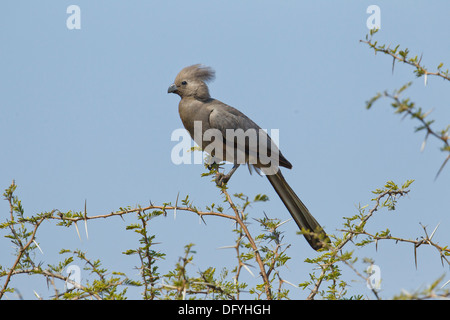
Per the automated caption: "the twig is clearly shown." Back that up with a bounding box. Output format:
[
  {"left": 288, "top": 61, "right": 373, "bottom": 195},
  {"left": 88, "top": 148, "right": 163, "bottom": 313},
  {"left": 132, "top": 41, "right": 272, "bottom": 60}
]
[
  {"left": 0, "top": 218, "right": 45, "bottom": 299},
  {"left": 360, "top": 38, "right": 450, "bottom": 82},
  {"left": 221, "top": 187, "right": 273, "bottom": 300},
  {"left": 307, "top": 188, "right": 409, "bottom": 300}
]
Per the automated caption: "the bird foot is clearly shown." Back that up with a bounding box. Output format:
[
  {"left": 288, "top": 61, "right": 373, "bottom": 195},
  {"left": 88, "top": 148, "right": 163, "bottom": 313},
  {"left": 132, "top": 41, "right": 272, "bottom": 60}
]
[{"left": 215, "top": 172, "right": 231, "bottom": 187}]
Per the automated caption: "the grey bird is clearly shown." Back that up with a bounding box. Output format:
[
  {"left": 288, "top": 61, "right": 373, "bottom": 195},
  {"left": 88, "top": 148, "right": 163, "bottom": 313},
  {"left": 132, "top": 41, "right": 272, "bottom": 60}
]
[{"left": 168, "top": 64, "right": 329, "bottom": 250}]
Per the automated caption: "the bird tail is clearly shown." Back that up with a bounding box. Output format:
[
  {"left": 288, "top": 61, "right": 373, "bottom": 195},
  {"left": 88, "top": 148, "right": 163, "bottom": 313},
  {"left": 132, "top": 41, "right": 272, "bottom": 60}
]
[{"left": 266, "top": 170, "right": 329, "bottom": 250}]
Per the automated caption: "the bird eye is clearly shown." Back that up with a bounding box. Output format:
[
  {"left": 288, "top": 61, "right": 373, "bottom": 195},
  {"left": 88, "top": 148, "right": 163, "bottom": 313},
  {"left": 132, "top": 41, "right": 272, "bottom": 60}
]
[{"left": 181, "top": 81, "right": 187, "bottom": 85}]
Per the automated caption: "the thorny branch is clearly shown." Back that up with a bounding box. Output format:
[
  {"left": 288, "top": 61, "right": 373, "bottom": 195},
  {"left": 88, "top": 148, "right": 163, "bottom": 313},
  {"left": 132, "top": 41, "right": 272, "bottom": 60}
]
[
  {"left": 1, "top": 174, "right": 278, "bottom": 300},
  {"left": 362, "top": 30, "right": 450, "bottom": 179},
  {"left": 360, "top": 31, "right": 450, "bottom": 83},
  {"left": 307, "top": 187, "right": 411, "bottom": 300},
  {"left": 367, "top": 85, "right": 450, "bottom": 179},
  {"left": 344, "top": 224, "right": 450, "bottom": 269},
  {"left": 218, "top": 180, "right": 273, "bottom": 300}
]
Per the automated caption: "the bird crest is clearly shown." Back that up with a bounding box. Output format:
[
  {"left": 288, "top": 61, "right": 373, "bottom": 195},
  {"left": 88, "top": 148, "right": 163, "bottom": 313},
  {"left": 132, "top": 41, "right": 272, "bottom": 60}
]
[{"left": 175, "top": 64, "right": 215, "bottom": 83}]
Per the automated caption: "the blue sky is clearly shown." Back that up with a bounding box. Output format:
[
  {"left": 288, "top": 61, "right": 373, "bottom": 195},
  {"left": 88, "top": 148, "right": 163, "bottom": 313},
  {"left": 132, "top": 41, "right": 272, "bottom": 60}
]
[{"left": 1, "top": 1, "right": 449, "bottom": 299}]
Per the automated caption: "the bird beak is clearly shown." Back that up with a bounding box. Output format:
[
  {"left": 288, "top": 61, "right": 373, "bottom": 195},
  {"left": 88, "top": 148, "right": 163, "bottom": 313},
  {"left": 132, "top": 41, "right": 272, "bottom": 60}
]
[{"left": 167, "top": 83, "right": 178, "bottom": 94}]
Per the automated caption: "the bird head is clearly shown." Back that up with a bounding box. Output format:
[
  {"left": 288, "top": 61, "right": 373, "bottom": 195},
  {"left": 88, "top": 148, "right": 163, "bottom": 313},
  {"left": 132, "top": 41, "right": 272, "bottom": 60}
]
[{"left": 168, "top": 64, "right": 215, "bottom": 100}]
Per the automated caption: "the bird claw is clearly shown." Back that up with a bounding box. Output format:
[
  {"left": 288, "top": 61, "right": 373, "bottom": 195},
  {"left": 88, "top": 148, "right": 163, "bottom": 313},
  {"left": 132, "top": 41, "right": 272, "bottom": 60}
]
[{"left": 215, "top": 172, "right": 230, "bottom": 187}]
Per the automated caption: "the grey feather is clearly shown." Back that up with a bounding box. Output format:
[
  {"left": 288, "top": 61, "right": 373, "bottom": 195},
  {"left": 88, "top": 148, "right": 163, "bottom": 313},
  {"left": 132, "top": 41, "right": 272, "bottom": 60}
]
[
  {"left": 266, "top": 170, "right": 329, "bottom": 250},
  {"left": 169, "top": 64, "right": 329, "bottom": 251}
]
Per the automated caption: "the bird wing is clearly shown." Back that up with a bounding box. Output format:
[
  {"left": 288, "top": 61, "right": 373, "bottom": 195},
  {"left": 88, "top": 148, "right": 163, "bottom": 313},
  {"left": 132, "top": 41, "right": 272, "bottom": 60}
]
[{"left": 208, "top": 101, "right": 280, "bottom": 171}]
